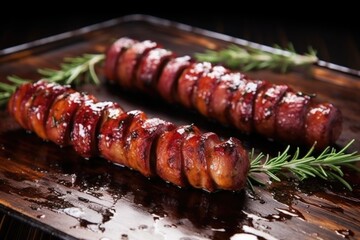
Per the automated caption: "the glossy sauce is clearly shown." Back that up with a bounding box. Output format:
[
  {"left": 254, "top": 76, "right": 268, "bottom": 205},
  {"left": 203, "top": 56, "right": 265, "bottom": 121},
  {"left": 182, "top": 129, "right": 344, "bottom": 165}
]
[{"left": 0, "top": 17, "right": 359, "bottom": 240}]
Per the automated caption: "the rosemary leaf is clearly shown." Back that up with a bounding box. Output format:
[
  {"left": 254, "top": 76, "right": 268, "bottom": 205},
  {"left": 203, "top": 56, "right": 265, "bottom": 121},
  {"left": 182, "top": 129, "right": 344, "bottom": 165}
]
[
  {"left": 248, "top": 140, "right": 360, "bottom": 191},
  {"left": 1, "top": 54, "right": 105, "bottom": 107},
  {"left": 195, "top": 43, "right": 318, "bottom": 73}
]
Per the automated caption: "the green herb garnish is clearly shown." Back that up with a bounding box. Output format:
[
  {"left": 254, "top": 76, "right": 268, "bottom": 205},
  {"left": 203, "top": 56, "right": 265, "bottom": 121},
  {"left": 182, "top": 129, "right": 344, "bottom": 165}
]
[
  {"left": 248, "top": 140, "right": 360, "bottom": 191},
  {"left": 195, "top": 44, "right": 318, "bottom": 73},
  {"left": 1, "top": 54, "right": 105, "bottom": 106}
]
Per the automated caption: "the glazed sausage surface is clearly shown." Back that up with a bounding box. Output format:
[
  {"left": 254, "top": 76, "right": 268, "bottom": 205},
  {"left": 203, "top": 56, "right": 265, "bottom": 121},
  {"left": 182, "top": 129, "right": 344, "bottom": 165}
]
[
  {"left": 104, "top": 37, "right": 343, "bottom": 149},
  {"left": 8, "top": 81, "right": 249, "bottom": 192}
]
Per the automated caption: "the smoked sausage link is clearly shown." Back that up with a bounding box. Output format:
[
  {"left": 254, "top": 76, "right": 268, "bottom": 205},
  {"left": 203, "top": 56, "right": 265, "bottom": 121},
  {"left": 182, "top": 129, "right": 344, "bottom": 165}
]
[
  {"left": 8, "top": 81, "right": 249, "bottom": 192},
  {"left": 104, "top": 38, "right": 342, "bottom": 149}
]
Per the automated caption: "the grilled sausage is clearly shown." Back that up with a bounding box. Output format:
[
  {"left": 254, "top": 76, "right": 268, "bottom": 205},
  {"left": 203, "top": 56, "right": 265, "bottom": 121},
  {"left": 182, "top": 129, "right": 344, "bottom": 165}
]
[
  {"left": 105, "top": 37, "right": 343, "bottom": 149},
  {"left": 46, "top": 91, "right": 97, "bottom": 146},
  {"left": 157, "top": 56, "right": 192, "bottom": 103},
  {"left": 116, "top": 40, "right": 158, "bottom": 89},
  {"left": 8, "top": 81, "right": 249, "bottom": 192},
  {"left": 136, "top": 48, "right": 174, "bottom": 92},
  {"left": 104, "top": 37, "right": 137, "bottom": 82}
]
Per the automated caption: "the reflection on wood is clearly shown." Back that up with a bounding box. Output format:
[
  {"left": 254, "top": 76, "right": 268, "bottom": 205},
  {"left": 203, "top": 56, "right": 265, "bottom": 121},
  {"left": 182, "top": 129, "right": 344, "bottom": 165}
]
[{"left": 0, "top": 15, "right": 359, "bottom": 240}]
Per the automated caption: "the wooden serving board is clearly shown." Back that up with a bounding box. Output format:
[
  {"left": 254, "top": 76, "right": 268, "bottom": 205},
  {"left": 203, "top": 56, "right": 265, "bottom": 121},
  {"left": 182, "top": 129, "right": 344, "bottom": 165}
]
[{"left": 0, "top": 15, "right": 359, "bottom": 240}]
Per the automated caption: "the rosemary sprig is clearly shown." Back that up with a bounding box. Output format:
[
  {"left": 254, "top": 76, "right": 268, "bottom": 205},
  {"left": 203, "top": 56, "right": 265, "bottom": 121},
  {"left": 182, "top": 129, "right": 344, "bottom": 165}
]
[
  {"left": 37, "top": 53, "right": 105, "bottom": 85},
  {"left": 248, "top": 140, "right": 360, "bottom": 191},
  {"left": 195, "top": 43, "right": 318, "bottom": 73},
  {"left": 0, "top": 54, "right": 105, "bottom": 107},
  {"left": 0, "top": 76, "right": 29, "bottom": 106}
]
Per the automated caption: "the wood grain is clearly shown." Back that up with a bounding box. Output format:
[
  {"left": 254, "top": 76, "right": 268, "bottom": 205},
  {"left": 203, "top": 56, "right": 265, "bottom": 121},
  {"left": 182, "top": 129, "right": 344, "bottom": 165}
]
[{"left": 0, "top": 15, "right": 359, "bottom": 240}]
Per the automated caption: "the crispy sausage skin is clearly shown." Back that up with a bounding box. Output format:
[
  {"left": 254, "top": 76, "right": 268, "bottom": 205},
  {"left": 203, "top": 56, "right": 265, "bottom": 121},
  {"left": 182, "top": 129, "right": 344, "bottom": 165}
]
[
  {"left": 210, "top": 138, "right": 249, "bottom": 190},
  {"left": 136, "top": 48, "right": 174, "bottom": 93},
  {"left": 9, "top": 81, "right": 249, "bottom": 192},
  {"left": 46, "top": 91, "right": 97, "bottom": 146},
  {"left": 104, "top": 37, "right": 343, "bottom": 149},
  {"left": 156, "top": 125, "right": 200, "bottom": 187},
  {"left": 8, "top": 80, "right": 47, "bottom": 130},
  {"left": 116, "top": 40, "right": 158, "bottom": 89},
  {"left": 193, "top": 66, "right": 228, "bottom": 117},
  {"left": 157, "top": 56, "right": 192, "bottom": 103},
  {"left": 71, "top": 101, "right": 121, "bottom": 158},
  {"left": 27, "top": 82, "right": 71, "bottom": 140},
  {"left": 254, "top": 84, "right": 289, "bottom": 138},
  {"left": 305, "top": 103, "right": 342, "bottom": 150},
  {"left": 104, "top": 37, "right": 137, "bottom": 82}
]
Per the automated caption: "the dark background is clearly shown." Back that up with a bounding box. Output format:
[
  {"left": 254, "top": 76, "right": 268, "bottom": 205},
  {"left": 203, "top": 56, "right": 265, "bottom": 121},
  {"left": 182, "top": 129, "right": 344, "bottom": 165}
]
[{"left": 1, "top": 10, "right": 359, "bottom": 70}]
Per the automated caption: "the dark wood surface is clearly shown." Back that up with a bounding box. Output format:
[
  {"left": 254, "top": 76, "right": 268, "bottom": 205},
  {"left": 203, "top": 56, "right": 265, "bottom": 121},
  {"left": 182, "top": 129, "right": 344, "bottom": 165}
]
[{"left": 0, "top": 15, "right": 359, "bottom": 240}]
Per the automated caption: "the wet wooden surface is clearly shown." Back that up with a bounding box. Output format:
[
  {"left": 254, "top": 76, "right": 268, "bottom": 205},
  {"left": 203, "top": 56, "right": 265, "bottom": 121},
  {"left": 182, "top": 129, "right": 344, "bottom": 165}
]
[{"left": 0, "top": 15, "right": 359, "bottom": 240}]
